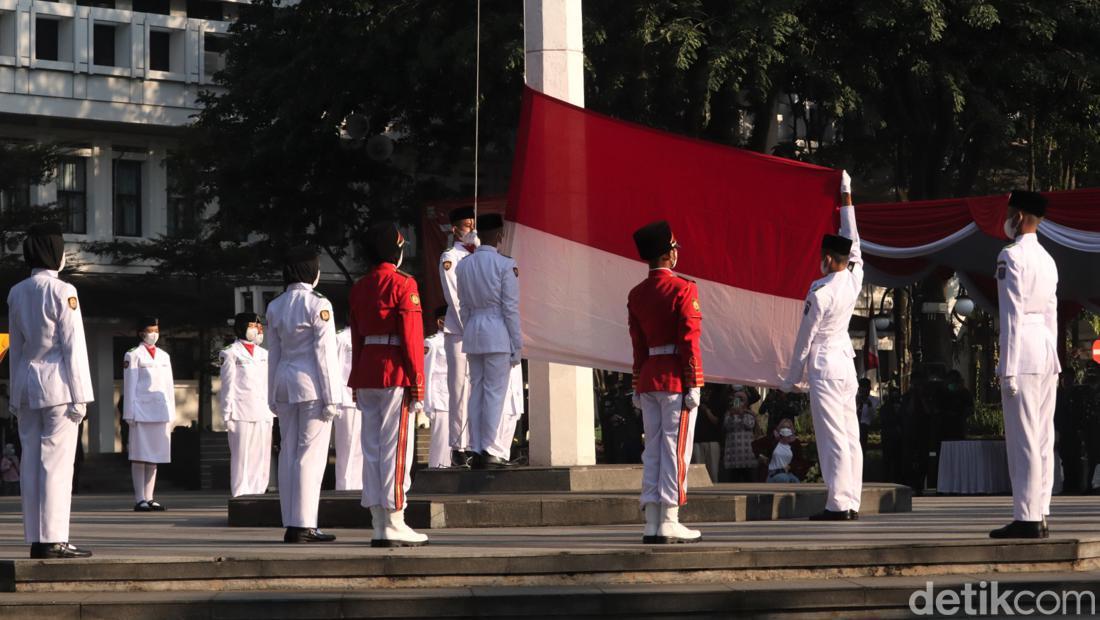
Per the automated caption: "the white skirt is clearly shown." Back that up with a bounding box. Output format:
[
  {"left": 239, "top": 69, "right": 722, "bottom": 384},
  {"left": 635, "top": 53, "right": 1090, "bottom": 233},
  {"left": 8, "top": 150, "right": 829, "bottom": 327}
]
[{"left": 129, "top": 421, "right": 172, "bottom": 463}]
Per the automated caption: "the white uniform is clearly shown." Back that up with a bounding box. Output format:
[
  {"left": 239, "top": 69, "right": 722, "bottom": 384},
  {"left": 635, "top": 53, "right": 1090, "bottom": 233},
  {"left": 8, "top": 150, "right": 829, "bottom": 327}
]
[
  {"left": 440, "top": 242, "right": 473, "bottom": 452},
  {"left": 783, "top": 206, "right": 864, "bottom": 513},
  {"left": 333, "top": 328, "right": 363, "bottom": 490},
  {"left": 219, "top": 340, "right": 273, "bottom": 497},
  {"left": 266, "top": 282, "right": 343, "bottom": 528},
  {"left": 123, "top": 345, "right": 175, "bottom": 463},
  {"left": 423, "top": 332, "right": 452, "bottom": 467},
  {"left": 456, "top": 245, "right": 522, "bottom": 459},
  {"left": 7, "top": 269, "right": 94, "bottom": 544},
  {"left": 997, "top": 232, "right": 1060, "bottom": 522}
]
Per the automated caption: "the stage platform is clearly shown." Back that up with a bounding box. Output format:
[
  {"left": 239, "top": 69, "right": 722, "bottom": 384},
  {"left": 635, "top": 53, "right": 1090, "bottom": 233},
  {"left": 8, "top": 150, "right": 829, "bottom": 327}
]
[
  {"left": 226, "top": 466, "right": 912, "bottom": 528},
  {"left": 3, "top": 494, "right": 1100, "bottom": 618}
]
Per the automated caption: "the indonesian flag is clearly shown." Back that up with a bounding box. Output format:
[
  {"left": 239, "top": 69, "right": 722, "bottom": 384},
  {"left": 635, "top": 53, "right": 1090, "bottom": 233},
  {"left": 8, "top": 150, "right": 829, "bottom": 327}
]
[
  {"left": 504, "top": 88, "right": 840, "bottom": 387},
  {"left": 864, "top": 318, "right": 880, "bottom": 375}
]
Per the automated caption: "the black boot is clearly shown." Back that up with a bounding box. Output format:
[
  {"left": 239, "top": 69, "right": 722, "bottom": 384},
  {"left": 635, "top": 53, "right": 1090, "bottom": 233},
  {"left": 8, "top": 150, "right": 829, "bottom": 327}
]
[
  {"left": 848, "top": 510, "right": 860, "bottom": 520},
  {"left": 809, "top": 509, "right": 854, "bottom": 521},
  {"left": 30, "top": 543, "right": 92, "bottom": 559},
  {"left": 283, "top": 527, "right": 337, "bottom": 543},
  {"left": 989, "top": 520, "right": 1047, "bottom": 539}
]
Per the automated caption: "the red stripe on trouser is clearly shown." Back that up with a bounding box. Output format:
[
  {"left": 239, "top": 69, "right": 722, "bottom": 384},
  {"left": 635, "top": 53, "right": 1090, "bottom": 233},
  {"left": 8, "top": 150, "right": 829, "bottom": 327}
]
[
  {"left": 676, "top": 402, "right": 689, "bottom": 506},
  {"left": 394, "top": 393, "right": 409, "bottom": 510}
]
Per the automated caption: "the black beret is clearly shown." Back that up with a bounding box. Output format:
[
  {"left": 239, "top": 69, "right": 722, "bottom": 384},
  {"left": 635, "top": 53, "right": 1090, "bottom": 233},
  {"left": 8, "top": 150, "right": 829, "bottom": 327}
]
[
  {"left": 1008, "top": 190, "right": 1047, "bottom": 217},
  {"left": 137, "top": 316, "right": 159, "bottom": 329},
  {"left": 449, "top": 206, "right": 476, "bottom": 224},
  {"left": 476, "top": 213, "right": 504, "bottom": 232},
  {"left": 633, "top": 221, "right": 676, "bottom": 261},
  {"left": 365, "top": 221, "right": 405, "bottom": 263},
  {"left": 821, "top": 234, "right": 853, "bottom": 255}
]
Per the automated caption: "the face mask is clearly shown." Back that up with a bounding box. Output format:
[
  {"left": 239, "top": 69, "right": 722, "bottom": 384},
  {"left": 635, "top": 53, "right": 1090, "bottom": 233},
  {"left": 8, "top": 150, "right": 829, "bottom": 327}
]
[
  {"left": 778, "top": 428, "right": 794, "bottom": 438},
  {"left": 245, "top": 327, "right": 259, "bottom": 343},
  {"left": 311, "top": 271, "right": 321, "bottom": 288},
  {"left": 142, "top": 332, "right": 159, "bottom": 346},
  {"left": 58, "top": 253, "right": 66, "bottom": 271},
  {"left": 254, "top": 332, "right": 264, "bottom": 346},
  {"left": 461, "top": 229, "right": 480, "bottom": 248},
  {"left": 1003, "top": 218, "right": 1018, "bottom": 239},
  {"left": 395, "top": 247, "right": 404, "bottom": 269},
  {"left": 820, "top": 258, "right": 830, "bottom": 276}
]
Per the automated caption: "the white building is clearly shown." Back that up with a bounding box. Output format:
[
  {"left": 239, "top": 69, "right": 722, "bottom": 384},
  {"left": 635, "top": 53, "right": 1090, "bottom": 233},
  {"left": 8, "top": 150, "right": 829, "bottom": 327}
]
[{"left": 0, "top": 0, "right": 246, "bottom": 458}]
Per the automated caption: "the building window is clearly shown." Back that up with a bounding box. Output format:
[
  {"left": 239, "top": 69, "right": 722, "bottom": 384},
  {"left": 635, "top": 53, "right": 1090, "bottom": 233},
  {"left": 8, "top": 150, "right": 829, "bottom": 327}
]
[
  {"left": 78, "top": 1, "right": 117, "bottom": 8},
  {"left": 203, "top": 33, "right": 229, "bottom": 80},
  {"left": 0, "top": 180, "right": 30, "bottom": 214},
  {"left": 57, "top": 157, "right": 87, "bottom": 234},
  {"left": 113, "top": 160, "right": 142, "bottom": 237},
  {"left": 149, "top": 30, "right": 170, "bottom": 71},
  {"left": 187, "top": 0, "right": 223, "bottom": 21},
  {"left": 93, "top": 24, "right": 115, "bottom": 67},
  {"left": 35, "top": 18, "right": 59, "bottom": 61},
  {"left": 166, "top": 164, "right": 201, "bottom": 237},
  {"left": 133, "top": 0, "right": 170, "bottom": 15}
]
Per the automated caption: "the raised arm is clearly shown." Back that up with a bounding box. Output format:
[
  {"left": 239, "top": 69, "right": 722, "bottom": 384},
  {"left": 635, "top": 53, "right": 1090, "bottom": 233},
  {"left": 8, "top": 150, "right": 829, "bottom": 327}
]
[{"left": 838, "top": 170, "right": 863, "bottom": 290}]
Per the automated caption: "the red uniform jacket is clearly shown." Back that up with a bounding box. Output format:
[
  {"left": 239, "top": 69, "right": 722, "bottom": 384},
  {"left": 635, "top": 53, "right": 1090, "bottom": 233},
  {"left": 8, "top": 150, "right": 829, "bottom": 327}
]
[
  {"left": 347, "top": 263, "right": 424, "bottom": 401},
  {"left": 627, "top": 269, "right": 704, "bottom": 394}
]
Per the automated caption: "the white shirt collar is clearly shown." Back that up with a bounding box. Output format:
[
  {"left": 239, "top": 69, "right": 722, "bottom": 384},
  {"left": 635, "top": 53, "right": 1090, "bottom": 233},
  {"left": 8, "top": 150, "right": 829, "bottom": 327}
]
[
  {"left": 476, "top": 245, "right": 499, "bottom": 254},
  {"left": 287, "top": 282, "right": 313, "bottom": 292},
  {"left": 31, "top": 269, "right": 59, "bottom": 278}
]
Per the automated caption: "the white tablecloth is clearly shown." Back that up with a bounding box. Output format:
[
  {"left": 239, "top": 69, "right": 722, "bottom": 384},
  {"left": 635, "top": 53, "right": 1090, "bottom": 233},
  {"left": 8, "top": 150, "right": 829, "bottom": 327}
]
[{"left": 937, "top": 440, "right": 1011, "bottom": 494}]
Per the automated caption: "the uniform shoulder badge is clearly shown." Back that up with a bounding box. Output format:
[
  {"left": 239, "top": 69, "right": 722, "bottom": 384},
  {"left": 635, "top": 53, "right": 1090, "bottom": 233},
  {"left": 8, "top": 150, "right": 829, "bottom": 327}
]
[
  {"left": 692, "top": 298, "right": 701, "bottom": 312},
  {"left": 803, "top": 300, "right": 812, "bottom": 315},
  {"left": 67, "top": 296, "right": 78, "bottom": 310},
  {"left": 513, "top": 267, "right": 519, "bottom": 278},
  {"left": 320, "top": 309, "right": 331, "bottom": 322},
  {"left": 410, "top": 293, "right": 421, "bottom": 306},
  {"left": 996, "top": 260, "right": 1007, "bottom": 280},
  {"left": 443, "top": 260, "right": 453, "bottom": 271}
]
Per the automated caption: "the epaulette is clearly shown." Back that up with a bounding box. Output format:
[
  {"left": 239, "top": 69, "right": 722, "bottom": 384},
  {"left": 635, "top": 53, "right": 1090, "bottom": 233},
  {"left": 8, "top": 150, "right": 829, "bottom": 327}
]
[
  {"left": 312, "top": 290, "right": 326, "bottom": 298},
  {"left": 810, "top": 283, "right": 827, "bottom": 293},
  {"left": 220, "top": 344, "right": 233, "bottom": 351},
  {"left": 1003, "top": 242, "right": 1017, "bottom": 250},
  {"left": 676, "top": 275, "right": 696, "bottom": 284},
  {"left": 396, "top": 269, "right": 414, "bottom": 280},
  {"left": 127, "top": 346, "right": 139, "bottom": 353}
]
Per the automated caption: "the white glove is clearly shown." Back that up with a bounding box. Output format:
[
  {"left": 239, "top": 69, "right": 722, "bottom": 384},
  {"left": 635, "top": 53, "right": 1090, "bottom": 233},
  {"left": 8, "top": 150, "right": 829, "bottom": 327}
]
[
  {"left": 631, "top": 392, "right": 642, "bottom": 410},
  {"left": 683, "top": 387, "right": 701, "bottom": 410},
  {"left": 225, "top": 419, "right": 238, "bottom": 434},
  {"left": 779, "top": 378, "right": 796, "bottom": 393},
  {"left": 322, "top": 405, "right": 340, "bottom": 422},
  {"left": 66, "top": 403, "right": 86, "bottom": 424},
  {"left": 413, "top": 400, "right": 425, "bottom": 413},
  {"left": 510, "top": 350, "right": 522, "bottom": 367},
  {"left": 840, "top": 170, "right": 852, "bottom": 194},
  {"left": 1003, "top": 376, "right": 1019, "bottom": 398}
]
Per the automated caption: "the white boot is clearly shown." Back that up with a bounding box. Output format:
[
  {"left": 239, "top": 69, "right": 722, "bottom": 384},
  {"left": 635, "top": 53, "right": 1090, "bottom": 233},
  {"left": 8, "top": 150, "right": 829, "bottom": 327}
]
[
  {"left": 642, "top": 503, "right": 661, "bottom": 543},
  {"left": 372, "top": 508, "right": 428, "bottom": 548},
  {"left": 368, "top": 505, "right": 384, "bottom": 542},
  {"left": 656, "top": 505, "right": 702, "bottom": 544}
]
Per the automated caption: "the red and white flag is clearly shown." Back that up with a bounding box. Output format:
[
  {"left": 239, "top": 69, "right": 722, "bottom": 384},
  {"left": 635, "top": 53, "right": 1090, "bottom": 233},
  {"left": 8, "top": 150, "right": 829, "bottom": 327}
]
[{"left": 505, "top": 87, "right": 841, "bottom": 387}]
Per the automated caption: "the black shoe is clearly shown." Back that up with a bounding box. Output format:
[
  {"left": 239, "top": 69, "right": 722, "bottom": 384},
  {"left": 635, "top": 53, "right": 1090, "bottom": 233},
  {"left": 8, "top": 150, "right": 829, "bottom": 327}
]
[
  {"left": 283, "top": 527, "right": 336, "bottom": 543},
  {"left": 451, "top": 450, "right": 473, "bottom": 469},
  {"left": 134, "top": 501, "right": 153, "bottom": 512},
  {"left": 480, "top": 452, "right": 516, "bottom": 469},
  {"left": 469, "top": 451, "right": 486, "bottom": 470},
  {"left": 990, "top": 520, "right": 1047, "bottom": 539},
  {"left": 30, "top": 543, "right": 92, "bottom": 559},
  {"left": 809, "top": 509, "right": 854, "bottom": 521},
  {"left": 1041, "top": 516, "right": 1049, "bottom": 537},
  {"left": 148, "top": 501, "right": 166, "bottom": 512},
  {"left": 848, "top": 510, "right": 860, "bottom": 520}
]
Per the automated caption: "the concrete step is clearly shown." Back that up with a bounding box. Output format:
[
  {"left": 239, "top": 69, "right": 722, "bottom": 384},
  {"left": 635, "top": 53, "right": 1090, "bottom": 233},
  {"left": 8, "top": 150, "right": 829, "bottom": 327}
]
[
  {"left": 4, "top": 574, "right": 1099, "bottom": 619},
  {"left": 3, "top": 538, "right": 1097, "bottom": 595},
  {"left": 226, "top": 483, "right": 911, "bottom": 529},
  {"left": 409, "top": 464, "right": 713, "bottom": 494}
]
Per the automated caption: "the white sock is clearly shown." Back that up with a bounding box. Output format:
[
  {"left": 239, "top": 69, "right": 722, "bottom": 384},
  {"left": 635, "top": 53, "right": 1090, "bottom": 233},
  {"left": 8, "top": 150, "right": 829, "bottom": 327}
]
[
  {"left": 131, "top": 462, "right": 146, "bottom": 503},
  {"left": 144, "top": 463, "right": 157, "bottom": 502}
]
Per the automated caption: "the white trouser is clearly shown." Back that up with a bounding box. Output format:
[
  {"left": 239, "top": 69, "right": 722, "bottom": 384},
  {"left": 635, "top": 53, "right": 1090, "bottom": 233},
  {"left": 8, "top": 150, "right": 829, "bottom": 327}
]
[
  {"left": 275, "top": 400, "right": 332, "bottom": 528},
  {"left": 486, "top": 411, "right": 520, "bottom": 461},
  {"left": 17, "top": 405, "right": 78, "bottom": 543},
  {"left": 428, "top": 408, "right": 452, "bottom": 468},
  {"left": 358, "top": 387, "right": 415, "bottom": 511},
  {"left": 808, "top": 375, "right": 862, "bottom": 512},
  {"left": 444, "top": 333, "right": 471, "bottom": 452},
  {"left": 333, "top": 405, "right": 363, "bottom": 491},
  {"left": 228, "top": 420, "right": 272, "bottom": 497},
  {"left": 639, "top": 392, "right": 697, "bottom": 507},
  {"left": 1003, "top": 373, "right": 1057, "bottom": 521},
  {"left": 467, "top": 352, "right": 511, "bottom": 456}
]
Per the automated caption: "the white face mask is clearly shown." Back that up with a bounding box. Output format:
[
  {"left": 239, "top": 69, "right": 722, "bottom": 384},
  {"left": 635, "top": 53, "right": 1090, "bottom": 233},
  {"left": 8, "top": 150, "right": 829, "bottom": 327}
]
[
  {"left": 254, "top": 332, "right": 264, "bottom": 346},
  {"left": 311, "top": 271, "right": 321, "bottom": 288},
  {"left": 142, "top": 332, "right": 159, "bottom": 346},
  {"left": 58, "top": 253, "right": 66, "bottom": 271},
  {"left": 778, "top": 427, "right": 794, "bottom": 438},
  {"left": 1003, "top": 218, "right": 1018, "bottom": 239},
  {"left": 820, "top": 258, "right": 830, "bottom": 276},
  {"left": 245, "top": 327, "right": 259, "bottom": 343},
  {"left": 461, "top": 229, "right": 480, "bottom": 248}
]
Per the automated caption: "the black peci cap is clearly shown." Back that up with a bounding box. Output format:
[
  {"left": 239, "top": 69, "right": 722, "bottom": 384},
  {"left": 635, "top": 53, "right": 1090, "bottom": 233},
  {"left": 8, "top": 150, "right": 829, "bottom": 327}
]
[
  {"left": 1008, "top": 190, "right": 1047, "bottom": 217},
  {"left": 283, "top": 245, "right": 321, "bottom": 285},
  {"left": 821, "top": 234, "right": 853, "bottom": 256},
  {"left": 137, "top": 316, "right": 159, "bottom": 330},
  {"left": 233, "top": 312, "right": 261, "bottom": 339},
  {"left": 476, "top": 213, "right": 504, "bottom": 232},
  {"left": 365, "top": 221, "right": 405, "bottom": 264},
  {"left": 633, "top": 221, "right": 677, "bottom": 261},
  {"left": 449, "top": 206, "right": 476, "bottom": 224}
]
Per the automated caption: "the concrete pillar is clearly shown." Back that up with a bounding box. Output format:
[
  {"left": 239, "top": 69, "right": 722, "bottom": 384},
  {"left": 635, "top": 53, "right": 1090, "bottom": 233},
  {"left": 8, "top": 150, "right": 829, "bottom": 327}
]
[
  {"left": 523, "top": 0, "right": 595, "bottom": 467},
  {"left": 87, "top": 323, "right": 118, "bottom": 454}
]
